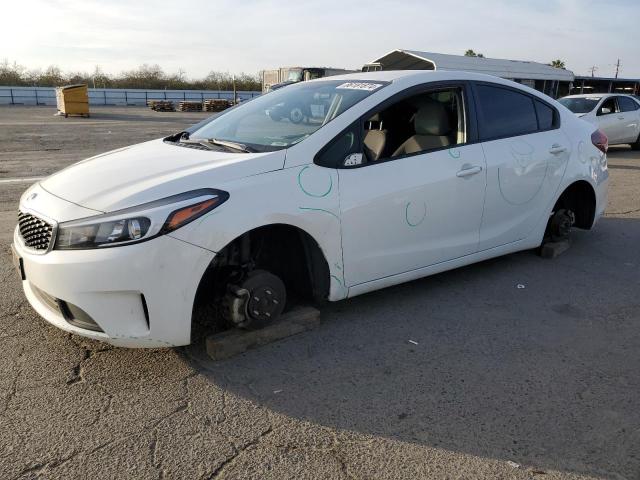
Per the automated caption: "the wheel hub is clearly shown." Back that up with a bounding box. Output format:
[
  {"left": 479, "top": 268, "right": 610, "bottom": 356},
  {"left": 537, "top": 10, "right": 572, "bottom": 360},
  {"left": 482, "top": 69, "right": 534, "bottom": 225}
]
[
  {"left": 549, "top": 208, "right": 575, "bottom": 241},
  {"left": 558, "top": 216, "right": 572, "bottom": 236},
  {"left": 246, "top": 286, "right": 281, "bottom": 322},
  {"left": 224, "top": 269, "right": 286, "bottom": 329}
]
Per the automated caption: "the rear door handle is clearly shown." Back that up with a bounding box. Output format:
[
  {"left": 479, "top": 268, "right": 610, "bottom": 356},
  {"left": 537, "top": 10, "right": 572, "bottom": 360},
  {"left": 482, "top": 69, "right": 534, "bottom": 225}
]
[
  {"left": 456, "top": 165, "right": 482, "bottom": 177},
  {"left": 549, "top": 144, "right": 567, "bottom": 154}
]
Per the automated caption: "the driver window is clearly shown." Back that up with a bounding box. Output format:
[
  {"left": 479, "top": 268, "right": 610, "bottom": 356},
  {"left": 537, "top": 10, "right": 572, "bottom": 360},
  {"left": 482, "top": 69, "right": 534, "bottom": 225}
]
[
  {"left": 598, "top": 97, "right": 617, "bottom": 115},
  {"left": 363, "top": 87, "right": 465, "bottom": 162}
]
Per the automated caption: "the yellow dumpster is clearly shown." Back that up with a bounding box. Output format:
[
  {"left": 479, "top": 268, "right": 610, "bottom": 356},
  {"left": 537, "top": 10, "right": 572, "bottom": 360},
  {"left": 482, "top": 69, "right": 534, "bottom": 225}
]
[{"left": 56, "top": 84, "right": 90, "bottom": 118}]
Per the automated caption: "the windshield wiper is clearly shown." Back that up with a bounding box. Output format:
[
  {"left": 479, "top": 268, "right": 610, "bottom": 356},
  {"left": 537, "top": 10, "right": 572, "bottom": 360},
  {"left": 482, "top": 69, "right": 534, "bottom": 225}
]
[
  {"left": 172, "top": 138, "right": 216, "bottom": 148},
  {"left": 206, "top": 138, "right": 256, "bottom": 153},
  {"left": 166, "top": 133, "right": 256, "bottom": 153}
]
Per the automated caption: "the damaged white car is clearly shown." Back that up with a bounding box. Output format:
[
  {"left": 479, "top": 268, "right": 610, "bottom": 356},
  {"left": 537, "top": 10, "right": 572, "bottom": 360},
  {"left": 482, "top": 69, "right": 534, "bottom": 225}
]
[{"left": 13, "top": 71, "right": 609, "bottom": 347}]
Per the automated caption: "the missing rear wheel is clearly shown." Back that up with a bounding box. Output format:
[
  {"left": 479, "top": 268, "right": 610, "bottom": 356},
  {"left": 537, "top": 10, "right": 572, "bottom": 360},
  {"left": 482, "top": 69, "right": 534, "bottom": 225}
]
[{"left": 546, "top": 208, "right": 575, "bottom": 242}]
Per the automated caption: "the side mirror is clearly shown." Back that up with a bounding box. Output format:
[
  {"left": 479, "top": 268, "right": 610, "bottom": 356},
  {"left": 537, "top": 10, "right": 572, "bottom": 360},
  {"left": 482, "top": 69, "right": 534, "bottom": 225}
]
[
  {"left": 598, "top": 107, "right": 612, "bottom": 116},
  {"left": 343, "top": 153, "right": 363, "bottom": 167}
]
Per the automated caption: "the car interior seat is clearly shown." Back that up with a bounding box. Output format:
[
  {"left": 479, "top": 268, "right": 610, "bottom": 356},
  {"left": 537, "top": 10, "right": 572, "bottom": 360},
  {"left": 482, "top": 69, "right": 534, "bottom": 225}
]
[
  {"left": 392, "top": 101, "right": 451, "bottom": 156},
  {"left": 363, "top": 113, "right": 387, "bottom": 161}
]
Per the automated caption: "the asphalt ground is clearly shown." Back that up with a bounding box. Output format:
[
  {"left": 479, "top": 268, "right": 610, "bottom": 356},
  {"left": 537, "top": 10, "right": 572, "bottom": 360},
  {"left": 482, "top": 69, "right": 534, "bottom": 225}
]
[{"left": 0, "top": 106, "right": 639, "bottom": 480}]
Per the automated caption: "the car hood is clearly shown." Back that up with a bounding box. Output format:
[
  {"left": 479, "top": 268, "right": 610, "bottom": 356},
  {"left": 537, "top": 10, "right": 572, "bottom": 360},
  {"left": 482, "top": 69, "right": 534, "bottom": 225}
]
[{"left": 41, "top": 139, "right": 286, "bottom": 212}]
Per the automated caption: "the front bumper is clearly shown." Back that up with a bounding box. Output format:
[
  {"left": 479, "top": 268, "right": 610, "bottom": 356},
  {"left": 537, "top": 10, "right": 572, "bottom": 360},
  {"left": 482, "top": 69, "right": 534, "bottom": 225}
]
[{"left": 13, "top": 227, "right": 215, "bottom": 347}]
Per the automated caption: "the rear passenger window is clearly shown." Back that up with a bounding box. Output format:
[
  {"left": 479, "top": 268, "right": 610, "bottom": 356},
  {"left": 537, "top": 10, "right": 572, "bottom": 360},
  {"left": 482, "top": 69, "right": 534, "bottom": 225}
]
[
  {"left": 534, "top": 100, "right": 556, "bottom": 130},
  {"left": 476, "top": 85, "right": 538, "bottom": 140},
  {"left": 618, "top": 96, "right": 640, "bottom": 112}
]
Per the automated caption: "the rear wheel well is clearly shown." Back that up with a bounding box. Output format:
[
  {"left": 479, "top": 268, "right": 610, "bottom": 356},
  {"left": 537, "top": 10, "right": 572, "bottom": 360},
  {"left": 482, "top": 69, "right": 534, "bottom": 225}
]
[
  {"left": 552, "top": 181, "right": 596, "bottom": 230},
  {"left": 191, "top": 224, "right": 330, "bottom": 335}
]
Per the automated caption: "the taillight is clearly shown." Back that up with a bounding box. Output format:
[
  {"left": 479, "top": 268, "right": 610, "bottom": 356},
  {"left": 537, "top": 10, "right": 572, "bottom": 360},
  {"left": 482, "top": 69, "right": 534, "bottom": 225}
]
[{"left": 591, "top": 129, "right": 608, "bottom": 154}]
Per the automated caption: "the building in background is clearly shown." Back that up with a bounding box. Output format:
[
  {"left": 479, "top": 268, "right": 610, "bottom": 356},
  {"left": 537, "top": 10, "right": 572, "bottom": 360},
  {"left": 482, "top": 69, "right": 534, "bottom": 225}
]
[
  {"left": 363, "top": 49, "right": 575, "bottom": 98},
  {"left": 570, "top": 76, "right": 639, "bottom": 95},
  {"left": 261, "top": 67, "right": 356, "bottom": 93}
]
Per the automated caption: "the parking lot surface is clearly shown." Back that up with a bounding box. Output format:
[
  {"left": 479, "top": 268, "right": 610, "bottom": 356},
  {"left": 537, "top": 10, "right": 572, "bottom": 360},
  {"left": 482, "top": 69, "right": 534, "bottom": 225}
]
[{"left": 1, "top": 106, "right": 639, "bottom": 479}]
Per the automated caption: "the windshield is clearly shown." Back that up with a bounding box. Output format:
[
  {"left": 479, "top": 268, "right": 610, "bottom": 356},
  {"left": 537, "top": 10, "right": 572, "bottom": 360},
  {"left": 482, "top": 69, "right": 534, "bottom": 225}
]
[
  {"left": 559, "top": 97, "right": 601, "bottom": 114},
  {"left": 190, "top": 80, "right": 388, "bottom": 152}
]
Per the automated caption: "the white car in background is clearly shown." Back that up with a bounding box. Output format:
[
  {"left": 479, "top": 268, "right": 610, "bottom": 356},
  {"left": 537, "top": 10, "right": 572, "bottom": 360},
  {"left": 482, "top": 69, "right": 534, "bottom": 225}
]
[
  {"left": 559, "top": 93, "right": 640, "bottom": 149},
  {"left": 13, "top": 71, "right": 609, "bottom": 347}
]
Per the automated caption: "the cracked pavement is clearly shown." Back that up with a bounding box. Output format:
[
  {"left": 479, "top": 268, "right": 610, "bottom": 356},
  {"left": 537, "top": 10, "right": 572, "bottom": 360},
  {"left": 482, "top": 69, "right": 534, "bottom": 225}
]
[{"left": 1, "top": 107, "right": 639, "bottom": 479}]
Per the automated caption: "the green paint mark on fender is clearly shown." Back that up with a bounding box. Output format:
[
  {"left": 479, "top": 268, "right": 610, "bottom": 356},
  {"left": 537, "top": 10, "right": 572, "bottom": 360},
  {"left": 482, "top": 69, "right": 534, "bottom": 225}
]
[
  {"left": 297, "top": 166, "right": 332, "bottom": 197},
  {"left": 298, "top": 207, "right": 340, "bottom": 221},
  {"left": 331, "top": 274, "right": 344, "bottom": 287},
  {"left": 448, "top": 148, "right": 461, "bottom": 159},
  {"left": 405, "top": 201, "right": 427, "bottom": 227}
]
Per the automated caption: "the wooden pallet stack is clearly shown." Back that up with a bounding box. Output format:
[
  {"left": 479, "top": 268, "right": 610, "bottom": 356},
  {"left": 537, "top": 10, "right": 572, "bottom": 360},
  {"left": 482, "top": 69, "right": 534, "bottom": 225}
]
[
  {"left": 147, "top": 100, "right": 175, "bottom": 112},
  {"left": 203, "top": 99, "right": 233, "bottom": 112},
  {"left": 177, "top": 101, "right": 203, "bottom": 112}
]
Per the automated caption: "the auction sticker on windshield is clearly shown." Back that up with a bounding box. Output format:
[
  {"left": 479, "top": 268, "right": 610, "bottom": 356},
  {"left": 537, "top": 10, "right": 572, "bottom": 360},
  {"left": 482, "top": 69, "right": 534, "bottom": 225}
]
[{"left": 336, "top": 82, "right": 384, "bottom": 91}]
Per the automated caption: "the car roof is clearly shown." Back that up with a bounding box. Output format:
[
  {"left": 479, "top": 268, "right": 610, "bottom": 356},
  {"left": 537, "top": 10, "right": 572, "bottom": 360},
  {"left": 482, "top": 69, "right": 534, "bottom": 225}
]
[
  {"left": 560, "top": 93, "right": 640, "bottom": 99},
  {"left": 309, "top": 69, "right": 533, "bottom": 85},
  {"left": 561, "top": 94, "right": 605, "bottom": 99}
]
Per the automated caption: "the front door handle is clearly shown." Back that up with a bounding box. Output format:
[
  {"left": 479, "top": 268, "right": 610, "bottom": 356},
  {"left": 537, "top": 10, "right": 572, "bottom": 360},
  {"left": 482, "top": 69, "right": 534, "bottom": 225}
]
[
  {"left": 549, "top": 144, "right": 567, "bottom": 154},
  {"left": 456, "top": 165, "right": 482, "bottom": 177}
]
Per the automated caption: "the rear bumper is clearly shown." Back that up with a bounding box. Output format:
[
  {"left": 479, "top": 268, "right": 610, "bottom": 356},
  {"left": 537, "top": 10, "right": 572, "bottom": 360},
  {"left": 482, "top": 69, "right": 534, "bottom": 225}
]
[
  {"left": 593, "top": 162, "right": 609, "bottom": 226},
  {"left": 14, "top": 227, "right": 215, "bottom": 347}
]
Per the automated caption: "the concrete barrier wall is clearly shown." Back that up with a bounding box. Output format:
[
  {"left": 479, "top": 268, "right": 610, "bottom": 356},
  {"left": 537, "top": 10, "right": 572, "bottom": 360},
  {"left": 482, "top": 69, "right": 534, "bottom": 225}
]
[{"left": 0, "top": 86, "right": 262, "bottom": 106}]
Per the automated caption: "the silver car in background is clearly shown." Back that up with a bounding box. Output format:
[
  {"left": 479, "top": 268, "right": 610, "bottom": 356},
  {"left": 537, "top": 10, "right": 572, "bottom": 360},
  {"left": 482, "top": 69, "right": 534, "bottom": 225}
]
[{"left": 559, "top": 94, "right": 640, "bottom": 149}]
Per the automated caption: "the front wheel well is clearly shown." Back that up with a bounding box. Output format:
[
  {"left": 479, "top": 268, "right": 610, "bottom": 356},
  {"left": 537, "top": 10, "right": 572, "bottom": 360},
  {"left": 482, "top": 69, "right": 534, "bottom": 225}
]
[
  {"left": 191, "top": 224, "right": 330, "bottom": 334},
  {"left": 552, "top": 180, "right": 596, "bottom": 230}
]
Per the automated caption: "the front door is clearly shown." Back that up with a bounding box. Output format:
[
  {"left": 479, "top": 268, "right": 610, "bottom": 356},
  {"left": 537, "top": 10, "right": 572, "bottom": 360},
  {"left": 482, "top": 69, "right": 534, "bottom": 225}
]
[
  {"left": 339, "top": 145, "right": 487, "bottom": 286},
  {"left": 337, "top": 85, "right": 486, "bottom": 286}
]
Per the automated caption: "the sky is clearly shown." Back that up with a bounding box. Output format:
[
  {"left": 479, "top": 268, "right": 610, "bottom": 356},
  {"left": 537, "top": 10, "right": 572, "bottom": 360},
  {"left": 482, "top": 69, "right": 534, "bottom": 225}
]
[{"left": 2, "top": 0, "right": 639, "bottom": 79}]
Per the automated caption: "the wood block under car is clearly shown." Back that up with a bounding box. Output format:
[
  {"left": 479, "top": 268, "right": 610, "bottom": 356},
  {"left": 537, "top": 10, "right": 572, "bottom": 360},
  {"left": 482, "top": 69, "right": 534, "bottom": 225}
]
[
  {"left": 205, "top": 306, "right": 320, "bottom": 361},
  {"left": 540, "top": 240, "right": 571, "bottom": 259}
]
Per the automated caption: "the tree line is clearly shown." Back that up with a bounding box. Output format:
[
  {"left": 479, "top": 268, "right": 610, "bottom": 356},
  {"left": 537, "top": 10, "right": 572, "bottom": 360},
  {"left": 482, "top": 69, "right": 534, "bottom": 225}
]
[{"left": 0, "top": 61, "right": 262, "bottom": 91}]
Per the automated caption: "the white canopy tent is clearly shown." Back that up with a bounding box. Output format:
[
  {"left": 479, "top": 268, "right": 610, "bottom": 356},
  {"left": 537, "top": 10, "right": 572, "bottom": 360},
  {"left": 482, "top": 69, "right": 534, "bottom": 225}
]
[{"left": 364, "top": 50, "right": 574, "bottom": 97}]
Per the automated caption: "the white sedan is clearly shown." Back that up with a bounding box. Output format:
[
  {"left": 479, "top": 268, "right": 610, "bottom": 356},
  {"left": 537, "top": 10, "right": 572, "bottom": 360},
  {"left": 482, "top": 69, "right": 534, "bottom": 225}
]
[
  {"left": 13, "top": 71, "right": 609, "bottom": 347},
  {"left": 559, "top": 93, "right": 640, "bottom": 149}
]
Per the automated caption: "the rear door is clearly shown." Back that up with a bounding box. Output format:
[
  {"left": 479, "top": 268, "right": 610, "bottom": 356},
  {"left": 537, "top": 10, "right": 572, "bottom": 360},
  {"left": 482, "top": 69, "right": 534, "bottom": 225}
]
[
  {"left": 616, "top": 96, "right": 640, "bottom": 143},
  {"left": 472, "top": 83, "right": 571, "bottom": 250}
]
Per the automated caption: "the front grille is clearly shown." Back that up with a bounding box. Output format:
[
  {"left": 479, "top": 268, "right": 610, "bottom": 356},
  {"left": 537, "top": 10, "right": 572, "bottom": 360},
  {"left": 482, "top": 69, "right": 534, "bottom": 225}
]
[{"left": 18, "top": 211, "right": 54, "bottom": 251}]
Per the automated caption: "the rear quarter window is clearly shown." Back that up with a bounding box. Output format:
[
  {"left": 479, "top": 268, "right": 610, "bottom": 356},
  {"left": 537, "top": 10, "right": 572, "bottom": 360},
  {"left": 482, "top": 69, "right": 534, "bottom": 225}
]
[
  {"left": 534, "top": 100, "right": 557, "bottom": 130},
  {"left": 475, "top": 84, "right": 538, "bottom": 140}
]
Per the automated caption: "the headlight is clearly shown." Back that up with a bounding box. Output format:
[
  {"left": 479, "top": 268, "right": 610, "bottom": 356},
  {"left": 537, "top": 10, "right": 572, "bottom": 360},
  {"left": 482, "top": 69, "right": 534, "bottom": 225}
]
[
  {"left": 54, "top": 189, "right": 228, "bottom": 250},
  {"left": 55, "top": 217, "right": 152, "bottom": 249}
]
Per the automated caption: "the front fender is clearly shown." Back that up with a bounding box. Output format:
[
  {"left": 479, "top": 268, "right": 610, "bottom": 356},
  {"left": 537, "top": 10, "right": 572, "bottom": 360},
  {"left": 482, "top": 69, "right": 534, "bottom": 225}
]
[{"left": 168, "top": 165, "right": 348, "bottom": 300}]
